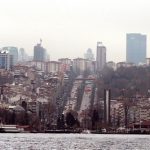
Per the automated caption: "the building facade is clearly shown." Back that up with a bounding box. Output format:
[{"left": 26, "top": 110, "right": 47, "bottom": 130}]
[
  {"left": 19, "top": 48, "right": 28, "bottom": 62},
  {"left": 3, "top": 47, "right": 18, "bottom": 65},
  {"left": 46, "top": 61, "right": 61, "bottom": 73},
  {"left": 58, "top": 58, "right": 72, "bottom": 72},
  {"left": 0, "top": 51, "right": 13, "bottom": 70},
  {"left": 126, "top": 33, "right": 147, "bottom": 65},
  {"left": 106, "top": 61, "right": 116, "bottom": 70},
  {"left": 116, "top": 62, "right": 135, "bottom": 69},
  {"left": 72, "top": 58, "right": 95, "bottom": 75},
  {"left": 96, "top": 42, "right": 106, "bottom": 72},
  {"left": 84, "top": 48, "right": 94, "bottom": 61},
  {"left": 72, "top": 58, "right": 86, "bottom": 74},
  {"left": 34, "top": 43, "right": 46, "bottom": 62},
  {"left": 27, "top": 61, "right": 46, "bottom": 72}
]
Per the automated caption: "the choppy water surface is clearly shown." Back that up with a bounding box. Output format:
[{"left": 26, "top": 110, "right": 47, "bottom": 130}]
[{"left": 0, "top": 133, "right": 150, "bottom": 150}]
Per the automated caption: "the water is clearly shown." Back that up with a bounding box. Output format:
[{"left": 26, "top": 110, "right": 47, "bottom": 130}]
[{"left": 0, "top": 133, "right": 150, "bottom": 150}]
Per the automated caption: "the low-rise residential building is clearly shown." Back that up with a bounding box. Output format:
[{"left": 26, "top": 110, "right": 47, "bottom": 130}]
[
  {"left": 46, "top": 61, "right": 61, "bottom": 73},
  {"left": 116, "top": 62, "right": 135, "bottom": 69},
  {"left": 72, "top": 58, "right": 95, "bottom": 74},
  {"left": 26, "top": 61, "right": 45, "bottom": 71},
  {"left": 106, "top": 61, "right": 116, "bottom": 70},
  {"left": 111, "top": 100, "right": 125, "bottom": 127},
  {"left": 58, "top": 58, "right": 72, "bottom": 72}
]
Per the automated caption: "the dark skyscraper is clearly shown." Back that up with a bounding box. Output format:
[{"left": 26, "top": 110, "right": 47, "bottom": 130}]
[
  {"left": 126, "top": 33, "right": 146, "bottom": 65},
  {"left": 34, "top": 40, "right": 46, "bottom": 62}
]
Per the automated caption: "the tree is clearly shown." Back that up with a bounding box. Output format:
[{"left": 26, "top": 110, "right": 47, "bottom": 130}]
[
  {"left": 57, "top": 117, "right": 61, "bottom": 129},
  {"left": 11, "top": 110, "right": 16, "bottom": 124},
  {"left": 66, "top": 112, "right": 76, "bottom": 128},
  {"left": 92, "top": 110, "right": 99, "bottom": 129},
  {"left": 22, "top": 101, "right": 27, "bottom": 110},
  {"left": 97, "top": 66, "right": 150, "bottom": 98},
  {"left": 57, "top": 114, "right": 65, "bottom": 129},
  {"left": 24, "top": 112, "right": 29, "bottom": 125}
]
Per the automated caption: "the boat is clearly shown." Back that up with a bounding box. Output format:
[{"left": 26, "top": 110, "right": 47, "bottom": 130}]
[
  {"left": 0, "top": 125, "right": 24, "bottom": 133},
  {"left": 81, "top": 129, "right": 91, "bottom": 134},
  {"left": 45, "top": 129, "right": 81, "bottom": 133}
]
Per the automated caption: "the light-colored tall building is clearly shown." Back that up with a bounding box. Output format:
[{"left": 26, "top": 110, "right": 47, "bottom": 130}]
[
  {"left": 96, "top": 42, "right": 106, "bottom": 72},
  {"left": 126, "top": 33, "right": 147, "bottom": 65},
  {"left": 84, "top": 48, "right": 94, "bottom": 61},
  {"left": 3, "top": 47, "right": 18, "bottom": 65},
  {"left": 0, "top": 50, "right": 13, "bottom": 70},
  {"left": 19, "top": 48, "right": 27, "bottom": 61}
]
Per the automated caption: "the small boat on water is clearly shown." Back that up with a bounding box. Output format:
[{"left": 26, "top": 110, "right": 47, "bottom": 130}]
[
  {"left": 45, "top": 129, "right": 81, "bottom": 133},
  {"left": 81, "top": 129, "right": 91, "bottom": 134},
  {"left": 0, "top": 124, "right": 25, "bottom": 133}
]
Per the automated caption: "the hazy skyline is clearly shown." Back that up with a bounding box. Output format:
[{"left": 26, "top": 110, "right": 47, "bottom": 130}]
[{"left": 0, "top": 0, "right": 150, "bottom": 62}]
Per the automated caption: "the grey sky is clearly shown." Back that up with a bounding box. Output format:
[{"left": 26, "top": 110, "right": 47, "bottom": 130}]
[{"left": 0, "top": 0, "right": 150, "bottom": 62}]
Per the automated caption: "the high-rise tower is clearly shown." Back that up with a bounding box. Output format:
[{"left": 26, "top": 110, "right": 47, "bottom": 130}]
[
  {"left": 126, "top": 33, "right": 146, "bottom": 65},
  {"left": 34, "top": 40, "right": 46, "bottom": 62},
  {"left": 2, "top": 47, "right": 18, "bottom": 65},
  {"left": 96, "top": 42, "right": 106, "bottom": 72}
]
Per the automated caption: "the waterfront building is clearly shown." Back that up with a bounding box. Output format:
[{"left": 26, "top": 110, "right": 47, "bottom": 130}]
[
  {"left": 129, "top": 99, "right": 150, "bottom": 124},
  {"left": 96, "top": 42, "right": 106, "bottom": 72},
  {"left": 111, "top": 101, "right": 125, "bottom": 127},
  {"left": 3, "top": 47, "right": 18, "bottom": 65},
  {"left": 126, "top": 33, "right": 147, "bottom": 65}
]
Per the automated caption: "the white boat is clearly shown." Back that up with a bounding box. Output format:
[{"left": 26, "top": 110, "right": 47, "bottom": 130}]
[
  {"left": 0, "top": 125, "right": 24, "bottom": 133},
  {"left": 81, "top": 129, "right": 91, "bottom": 134}
]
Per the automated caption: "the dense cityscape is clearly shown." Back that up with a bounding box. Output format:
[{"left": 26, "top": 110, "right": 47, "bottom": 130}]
[{"left": 0, "top": 33, "right": 150, "bottom": 134}]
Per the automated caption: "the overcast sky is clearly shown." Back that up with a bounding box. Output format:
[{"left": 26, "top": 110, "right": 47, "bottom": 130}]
[{"left": 0, "top": 0, "right": 150, "bottom": 62}]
